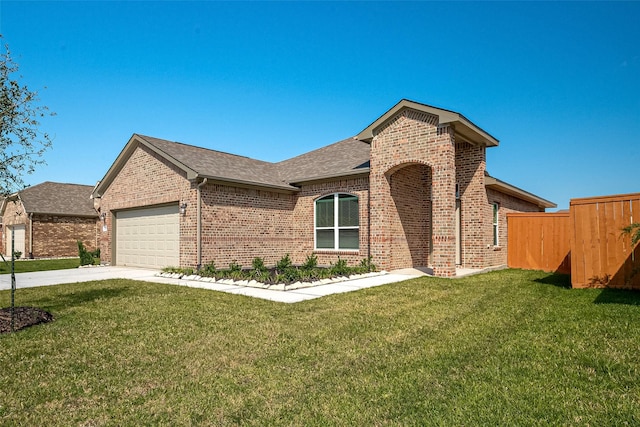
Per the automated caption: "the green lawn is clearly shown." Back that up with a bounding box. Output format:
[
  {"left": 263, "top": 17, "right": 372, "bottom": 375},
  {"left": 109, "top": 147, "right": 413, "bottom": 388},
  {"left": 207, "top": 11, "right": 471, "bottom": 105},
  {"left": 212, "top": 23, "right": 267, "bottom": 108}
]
[
  {"left": 0, "top": 258, "right": 82, "bottom": 274},
  {"left": 1, "top": 269, "right": 639, "bottom": 425}
]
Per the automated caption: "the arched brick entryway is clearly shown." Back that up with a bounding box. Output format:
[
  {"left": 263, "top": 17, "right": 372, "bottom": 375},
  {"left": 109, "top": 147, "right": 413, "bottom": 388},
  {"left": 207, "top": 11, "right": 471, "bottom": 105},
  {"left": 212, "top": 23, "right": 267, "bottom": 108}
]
[
  {"left": 387, "top": 163, "right": 432, "bottom": 270},
  {"left": 368, "top": 107, "right": 457, "bottom": 277}
]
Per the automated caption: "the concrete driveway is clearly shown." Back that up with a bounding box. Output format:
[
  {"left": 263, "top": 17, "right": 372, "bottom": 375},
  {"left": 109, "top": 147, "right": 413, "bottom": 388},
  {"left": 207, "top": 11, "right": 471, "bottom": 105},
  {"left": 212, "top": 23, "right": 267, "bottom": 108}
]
[{"left": 0, "top": 266, "right": 159, "bottom": 290}]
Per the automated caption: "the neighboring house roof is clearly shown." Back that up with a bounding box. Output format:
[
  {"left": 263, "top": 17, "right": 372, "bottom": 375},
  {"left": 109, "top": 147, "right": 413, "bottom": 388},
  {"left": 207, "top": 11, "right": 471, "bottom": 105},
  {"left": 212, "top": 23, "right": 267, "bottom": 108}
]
[
  {"left": 1, "top": 182, "right": 97, "bottom": 217},
  {"left": 356, "top": 99, "right": 499, "bottom": 147}
]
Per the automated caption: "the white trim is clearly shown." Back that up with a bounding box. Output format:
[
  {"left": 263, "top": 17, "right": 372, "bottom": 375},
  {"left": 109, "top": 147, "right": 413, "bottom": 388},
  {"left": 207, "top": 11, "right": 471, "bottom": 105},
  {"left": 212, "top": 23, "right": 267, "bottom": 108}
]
[{"left": 492, "top": 202, "right": 500, "bottom": 247}]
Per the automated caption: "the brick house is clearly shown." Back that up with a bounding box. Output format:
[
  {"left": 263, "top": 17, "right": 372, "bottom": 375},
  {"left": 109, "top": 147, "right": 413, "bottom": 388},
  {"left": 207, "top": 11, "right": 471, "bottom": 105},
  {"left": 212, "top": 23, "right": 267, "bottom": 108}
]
[
  {"left": 92, "top": 99, "right": 555, "bottom": 277},
  {"left": 1, "top": 182, "right": 99, "bottom": 259}
]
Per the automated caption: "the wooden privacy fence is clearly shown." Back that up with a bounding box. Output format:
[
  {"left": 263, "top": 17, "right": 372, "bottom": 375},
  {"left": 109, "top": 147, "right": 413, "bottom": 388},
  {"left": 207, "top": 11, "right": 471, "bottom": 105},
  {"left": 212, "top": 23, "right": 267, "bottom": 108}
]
[
  {"left": 570, "top": 193, "right": 640, "bottom": 289},
  {"left": 508, "top": 192, "right": 640, "bottom": 289},
  {"left": 507, "top": 212, "right": 571, "bottom": 274}
]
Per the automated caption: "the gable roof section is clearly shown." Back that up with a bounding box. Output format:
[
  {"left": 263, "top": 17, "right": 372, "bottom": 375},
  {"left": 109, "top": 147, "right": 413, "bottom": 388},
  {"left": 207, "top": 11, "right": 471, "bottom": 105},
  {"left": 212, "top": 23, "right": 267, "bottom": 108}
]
[
  {"left": 94, "top": 134, "right": 298, "bottom": 196},
  {"left": 137, "top": 135, "right": 295, "bottom": 190},
  {"left": 356, "top": 99, "right": 499, "bottom": 147},
  {"left": 2, "top": 182, "right": 97, "bottom": 217}
]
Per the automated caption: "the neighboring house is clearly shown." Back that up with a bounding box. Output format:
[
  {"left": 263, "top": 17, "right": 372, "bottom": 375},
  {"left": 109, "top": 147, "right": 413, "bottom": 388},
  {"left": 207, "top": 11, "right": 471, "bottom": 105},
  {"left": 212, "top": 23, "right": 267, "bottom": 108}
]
[
  {"left": 0, "top": 182, "right": 99, "bottom": 259},
  {"left": 92, "top": 99, "right": 555, "bottom": 277}
]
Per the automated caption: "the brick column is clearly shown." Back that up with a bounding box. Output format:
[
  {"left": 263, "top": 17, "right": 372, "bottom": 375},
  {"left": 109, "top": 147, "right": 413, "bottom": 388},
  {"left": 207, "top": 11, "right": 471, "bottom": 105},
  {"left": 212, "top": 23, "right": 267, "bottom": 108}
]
[
  {"left": 369, "top": 166, "right": 391, "bottom": 271},
  {"left": 431, "top": 125, "right": 457, "bottom": 277}
]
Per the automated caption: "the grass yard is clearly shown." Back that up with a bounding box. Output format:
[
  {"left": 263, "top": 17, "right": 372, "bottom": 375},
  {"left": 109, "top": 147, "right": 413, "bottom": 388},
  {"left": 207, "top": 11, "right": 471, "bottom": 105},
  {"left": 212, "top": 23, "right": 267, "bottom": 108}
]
[
  {"left": 1, "top": 269, "right": 639, "bottom": 425},
  {"left": 0, "top": 258, "right": 82, "bottom": 274}
]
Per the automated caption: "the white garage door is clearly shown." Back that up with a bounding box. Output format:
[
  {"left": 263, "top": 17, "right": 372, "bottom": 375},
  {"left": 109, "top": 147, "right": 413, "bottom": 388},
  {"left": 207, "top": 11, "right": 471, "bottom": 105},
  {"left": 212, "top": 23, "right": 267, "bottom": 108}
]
[
  {"left": 5, "top": 225, "right": 25, "bottom": 258},
  {"left": 115, "top": 205, "right": 179, "bottom": 269}
]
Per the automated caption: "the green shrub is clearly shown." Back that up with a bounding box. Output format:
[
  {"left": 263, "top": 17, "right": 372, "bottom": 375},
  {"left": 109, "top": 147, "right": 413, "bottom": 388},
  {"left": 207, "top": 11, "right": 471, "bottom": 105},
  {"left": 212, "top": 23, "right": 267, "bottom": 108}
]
[
  {"left": 301, "top": 254, "right": 318, "bottom": 270},
  {"left": 229, "top": 261, "right": 242, "bottom": 272},
  {"left": 299, "top": 268, "right": 320, "bottom": 282},
  {"left": 276, "top": 254, "right": 292, "bottom": 272},
  {"left": 253, "top": 270, "right": 271, "bottom": 283},
  {"left": 251, "top": 257, "right": 267, "bottom": 273},
  {"left": 330, "top": 258, "right": 349, "bottom": 276},
  {"left": 77, "top": 241, "right": 94, "bottom": 266},
  {"left": 164, "top": 254, "right": 375, "bottom": 285},
  {"left": 12, "top": 250, "right": 22, "bottom": 260},
  {"left": 282, "top": 267, "right": 301, "bottom": 283},
  {"left": 357, "top": 256, "right": 376, "bottom": 273},
  {"left": 202, "top": 261, "right": 216, "bottom": 277}
]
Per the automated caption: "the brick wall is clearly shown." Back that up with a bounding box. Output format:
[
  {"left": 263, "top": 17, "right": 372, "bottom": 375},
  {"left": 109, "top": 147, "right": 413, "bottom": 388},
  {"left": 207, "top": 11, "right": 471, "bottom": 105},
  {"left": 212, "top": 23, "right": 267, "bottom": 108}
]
[
  {"left": 31, "top": 214, "right": 98, "bottom": 258},
  {"left": 369, "top": 109, "right": 457, "bottom": 276},
  {"left": 455, "top": 141, "right": 488, "bottom": 268},
  {"left": 97, "top": 143, "right": 192, "bottom": 265},
  {"left": 198, "top": 183, "right": 296, "bottom": 269},
  {"left": 199, "top": 177, "right": 370, "bottom": 270},
  {"left": 292, "top": 177, "right": 370, "bottom": 267}
]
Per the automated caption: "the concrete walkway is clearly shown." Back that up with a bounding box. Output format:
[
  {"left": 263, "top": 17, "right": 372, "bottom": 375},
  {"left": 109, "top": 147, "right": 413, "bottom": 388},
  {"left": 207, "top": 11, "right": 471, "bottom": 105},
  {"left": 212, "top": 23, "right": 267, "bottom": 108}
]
[
  {"left": 0, "top": 265, "right": 502, "bottom": 303},
  {"left": 0, "top": 266, "right": 421, "bottom": 303}
]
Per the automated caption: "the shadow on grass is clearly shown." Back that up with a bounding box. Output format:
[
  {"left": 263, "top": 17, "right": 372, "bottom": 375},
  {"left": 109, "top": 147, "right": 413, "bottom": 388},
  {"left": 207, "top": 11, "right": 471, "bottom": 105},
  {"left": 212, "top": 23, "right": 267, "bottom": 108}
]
[
  {"left": 534, "top": 273, "right": 571, "bottom": 289},
  {"left": 594, "top": 288, "right": 640, "bottom": 306},
  {"left": 29, "top": 287, "right": 128, "bottom": 312}
]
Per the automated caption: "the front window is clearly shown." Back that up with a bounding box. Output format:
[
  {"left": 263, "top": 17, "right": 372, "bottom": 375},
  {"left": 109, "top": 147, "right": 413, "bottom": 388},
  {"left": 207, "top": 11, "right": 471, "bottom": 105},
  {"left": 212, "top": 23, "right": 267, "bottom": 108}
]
[{"left": 315, "top": 193, "right": 359, "bottom": 250}]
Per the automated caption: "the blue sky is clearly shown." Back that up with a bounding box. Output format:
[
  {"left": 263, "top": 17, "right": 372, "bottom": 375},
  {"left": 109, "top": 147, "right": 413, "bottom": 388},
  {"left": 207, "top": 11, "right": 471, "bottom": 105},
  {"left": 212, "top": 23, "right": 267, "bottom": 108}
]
[{"left": 1, "top": 1, "right": 638, "bottom": 210}]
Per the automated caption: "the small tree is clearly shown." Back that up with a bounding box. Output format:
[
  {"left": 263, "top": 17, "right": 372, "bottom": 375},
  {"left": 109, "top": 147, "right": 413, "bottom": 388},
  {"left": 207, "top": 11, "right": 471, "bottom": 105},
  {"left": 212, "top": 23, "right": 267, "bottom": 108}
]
[
  {"left": 1, "top": 36, "right": 54, "bottom": 332},
  {"left": 1, "top": 35, "right": 54, "bottom": 195}
]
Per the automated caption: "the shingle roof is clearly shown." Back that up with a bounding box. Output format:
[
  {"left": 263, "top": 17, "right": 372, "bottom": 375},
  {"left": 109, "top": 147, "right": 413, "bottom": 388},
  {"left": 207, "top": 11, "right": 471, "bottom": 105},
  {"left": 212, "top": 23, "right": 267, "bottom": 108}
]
[
  {"left": 137, "top": 135, "right": 296, "bottom": 190},
  {"left": 135, "top": 134, "right": 370, "bottom": 190},
  {"left": 17, "top": 182, "right": 97, "bottom": 217},
  {"left": 276, "top": 137, "right": 370, "bottom": 184}
]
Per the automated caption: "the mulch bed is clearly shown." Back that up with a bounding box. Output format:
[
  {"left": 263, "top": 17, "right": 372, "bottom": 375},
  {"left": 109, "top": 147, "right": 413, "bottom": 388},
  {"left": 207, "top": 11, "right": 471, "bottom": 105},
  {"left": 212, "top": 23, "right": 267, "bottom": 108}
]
[{"left": 0, "top": 306, "right": 54, "bottom": 334}]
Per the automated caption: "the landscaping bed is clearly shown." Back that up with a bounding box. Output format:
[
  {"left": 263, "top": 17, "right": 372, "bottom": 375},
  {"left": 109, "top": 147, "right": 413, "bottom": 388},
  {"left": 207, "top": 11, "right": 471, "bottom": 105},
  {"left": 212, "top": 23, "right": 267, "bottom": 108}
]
[
  {"left": 161, "top": 254, "right": 380, "bottom": 290},
  {"left": 0, "top": 306, "right": 54, "bottom": 334}
]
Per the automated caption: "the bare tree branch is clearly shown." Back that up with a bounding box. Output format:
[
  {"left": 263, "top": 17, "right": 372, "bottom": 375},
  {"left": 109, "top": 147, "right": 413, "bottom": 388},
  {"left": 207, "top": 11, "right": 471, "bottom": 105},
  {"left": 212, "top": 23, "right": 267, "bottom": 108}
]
[{"left": 0, "top": 35, "right": 54, "bottom": 196}]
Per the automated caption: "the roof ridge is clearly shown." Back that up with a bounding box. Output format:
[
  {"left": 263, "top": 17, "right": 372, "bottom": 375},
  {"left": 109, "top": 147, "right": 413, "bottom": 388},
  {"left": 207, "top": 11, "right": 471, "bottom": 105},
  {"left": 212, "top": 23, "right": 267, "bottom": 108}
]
[
  {"left": 276, "top": 137, "right": 358, "bottom": 165},
  {"left": 136, "top": 133, "right": 273, "bottom": 164}
]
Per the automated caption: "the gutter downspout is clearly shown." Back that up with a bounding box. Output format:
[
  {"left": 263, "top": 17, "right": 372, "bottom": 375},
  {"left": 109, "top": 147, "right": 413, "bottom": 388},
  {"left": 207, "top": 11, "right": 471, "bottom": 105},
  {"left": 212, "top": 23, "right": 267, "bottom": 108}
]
[
  {"left": 196, "top": 178, "right": 208, "bottom": 271},
  {"left": 28, "top": 212, "right": 33, "bottom": 259},
  {"left": 367, "top": 185, "right": 371, "bottom": 271}
]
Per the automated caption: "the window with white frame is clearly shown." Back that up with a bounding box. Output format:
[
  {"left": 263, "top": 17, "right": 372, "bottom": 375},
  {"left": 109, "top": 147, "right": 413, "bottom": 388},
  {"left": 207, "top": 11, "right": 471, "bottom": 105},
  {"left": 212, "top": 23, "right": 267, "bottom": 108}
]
[
  {"left": 315, "top": 193, "right": 359, "bottom": 250},
  {"left": 492, "top": 202, "right": 500, "bottom": 246}
]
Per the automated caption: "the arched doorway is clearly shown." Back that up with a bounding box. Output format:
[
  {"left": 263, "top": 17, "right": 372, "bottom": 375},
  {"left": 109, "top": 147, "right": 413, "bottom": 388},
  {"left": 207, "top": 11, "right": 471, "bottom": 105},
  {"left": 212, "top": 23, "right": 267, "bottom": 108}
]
[{"left": 387, "top": 163, "right": 432, "bottom": 270}]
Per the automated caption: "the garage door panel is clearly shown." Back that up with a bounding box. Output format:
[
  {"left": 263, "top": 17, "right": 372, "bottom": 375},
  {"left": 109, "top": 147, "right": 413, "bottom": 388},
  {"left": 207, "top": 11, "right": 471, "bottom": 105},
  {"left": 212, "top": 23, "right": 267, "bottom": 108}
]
[
  {"left": 5, "top": 225, "right": 26, "bottom": 257},
  {"left": 115, "top": 205, "right": 179, "bottom": 269}
]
